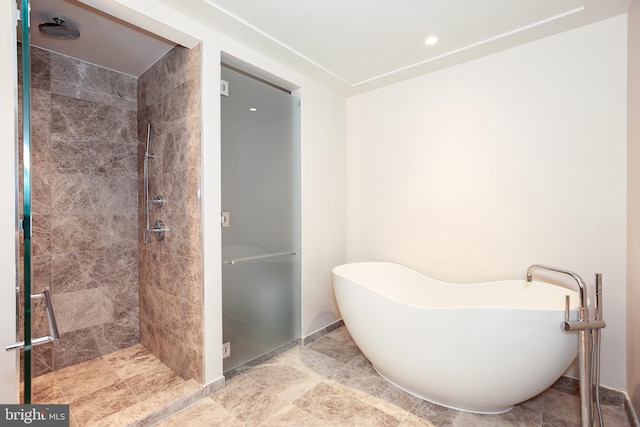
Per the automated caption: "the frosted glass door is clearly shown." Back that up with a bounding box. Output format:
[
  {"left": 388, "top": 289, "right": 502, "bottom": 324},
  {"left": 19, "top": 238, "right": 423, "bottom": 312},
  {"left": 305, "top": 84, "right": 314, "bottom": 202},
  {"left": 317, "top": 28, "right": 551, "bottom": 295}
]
[{"left": 221, "top": 66, "right": 301, "bottom": 372}]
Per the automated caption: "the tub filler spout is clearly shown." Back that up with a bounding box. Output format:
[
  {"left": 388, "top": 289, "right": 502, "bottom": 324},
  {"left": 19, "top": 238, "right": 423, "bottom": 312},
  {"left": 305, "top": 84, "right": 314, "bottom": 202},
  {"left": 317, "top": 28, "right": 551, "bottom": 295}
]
[{"left": 526, "top": 264, "right": 606, "bottom": 427}]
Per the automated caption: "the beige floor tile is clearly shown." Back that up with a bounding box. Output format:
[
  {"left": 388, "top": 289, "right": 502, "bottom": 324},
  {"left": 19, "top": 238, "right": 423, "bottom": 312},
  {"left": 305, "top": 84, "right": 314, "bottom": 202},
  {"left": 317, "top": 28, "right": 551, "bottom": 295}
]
[
  {"left": 306, "top": 335, "right": 363, "bottom": 364},
  {"left": 123, "top": 363, "right": 185, "bottom": 401},
  {"left": 245, "top": 359, "right": 321, "bottom": 402},
  {"left": 273, "top": 345, "right": 346, "bottom": 380},
  {"left": 260, "top": 404, "right": 328, "bottom": 427},
  {"left": 31, "top": 372, "right": 67, "bottom": 404},
  {"left": 211, "top": 375, "right": 288, "bottom": 425},
  {"left": 54, "top": 356, "right": 121, "bottom": 402},
  {"left": 155, "top": 398, "right": 243, "bottom": 427},
  {"left": 90, "top": 379, "right": 202, "bottom": 427},
  {"left": 70, "top": 381, "right": 139, "bottom": 426},
  {"left": 601, "top": 404, "right": 632, "bottom": 427},
  {"left": 293, "top": 382, "right": 402, "bottom": 427},
  {"left": 542, "top": 388, "right": 581, "bottom": 425},
  {"left": 103, "top": 344, "right": 165, "bottom": 380}
]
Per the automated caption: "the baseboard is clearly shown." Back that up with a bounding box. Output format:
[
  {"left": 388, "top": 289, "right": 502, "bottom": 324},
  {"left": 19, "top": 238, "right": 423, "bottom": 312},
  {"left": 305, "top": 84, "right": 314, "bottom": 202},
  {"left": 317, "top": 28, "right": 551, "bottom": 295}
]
[
  {"left": 627, "top": 394, "right": 640, "bottom": 427},
  {"left": 552, "top": 376, "right": 639, "bottom": 426},
  {"left": 302, "top": 319, "right": 345, "bottom": 345}
]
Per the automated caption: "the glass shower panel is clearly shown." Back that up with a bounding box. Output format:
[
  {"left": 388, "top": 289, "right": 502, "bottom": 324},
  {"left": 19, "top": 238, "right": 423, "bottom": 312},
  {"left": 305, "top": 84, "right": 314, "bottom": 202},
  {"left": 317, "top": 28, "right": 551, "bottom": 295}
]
[
  {"left": 19, "top": 0, "right": 33, "bottom": 402},
  {"left": 221, "top": 66, "right": 301, "bottom": 372}
]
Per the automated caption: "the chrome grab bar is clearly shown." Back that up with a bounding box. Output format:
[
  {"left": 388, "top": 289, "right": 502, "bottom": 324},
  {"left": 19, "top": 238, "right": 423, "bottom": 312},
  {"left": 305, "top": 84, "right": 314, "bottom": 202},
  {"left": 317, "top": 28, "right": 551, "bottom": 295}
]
[
  {"left": 223, "top": 251, "right": 297, "bottom": 265},
  {"left": 6, "top": 288, "right": 60, "bottom": 352}
]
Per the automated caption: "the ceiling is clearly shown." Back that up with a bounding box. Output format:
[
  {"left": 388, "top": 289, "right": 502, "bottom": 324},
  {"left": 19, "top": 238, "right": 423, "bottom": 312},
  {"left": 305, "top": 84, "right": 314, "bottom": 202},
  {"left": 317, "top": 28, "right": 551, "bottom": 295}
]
[
  {"left": 27, "top": 0, "right": 175, "bottom": 77},
  {"left": 27, "top": 0, "right": 631, "bottom": 95}
]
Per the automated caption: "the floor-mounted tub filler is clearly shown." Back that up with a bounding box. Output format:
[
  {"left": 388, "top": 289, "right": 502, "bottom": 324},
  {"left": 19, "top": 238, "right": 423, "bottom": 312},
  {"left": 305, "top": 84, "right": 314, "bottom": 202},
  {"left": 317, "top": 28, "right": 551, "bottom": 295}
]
[{"left": 332, "top": 262, "right": 606, "bottom": 426}]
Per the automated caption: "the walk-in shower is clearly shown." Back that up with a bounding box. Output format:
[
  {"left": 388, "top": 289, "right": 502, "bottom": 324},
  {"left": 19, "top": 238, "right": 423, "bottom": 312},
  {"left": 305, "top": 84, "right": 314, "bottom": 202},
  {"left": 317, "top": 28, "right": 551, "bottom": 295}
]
[
  {"left": 221, "top": 64, "right": 301, "bottom": 371},
  {"left": 14, "top": 40, "right": 203, "bottom": 410}
]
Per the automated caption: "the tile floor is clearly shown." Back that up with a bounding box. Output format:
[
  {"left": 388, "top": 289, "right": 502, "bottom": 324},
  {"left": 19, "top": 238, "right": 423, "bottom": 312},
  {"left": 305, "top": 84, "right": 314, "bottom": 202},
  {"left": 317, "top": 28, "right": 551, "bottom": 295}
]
[{"left": 27, "top": 326, "right": 633, "bottom": 426}]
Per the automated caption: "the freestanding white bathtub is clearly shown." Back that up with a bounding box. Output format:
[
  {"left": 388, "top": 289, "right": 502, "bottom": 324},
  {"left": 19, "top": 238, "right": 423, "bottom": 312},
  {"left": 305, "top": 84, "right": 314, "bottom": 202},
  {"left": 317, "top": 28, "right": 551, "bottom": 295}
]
[{"left": 332, "top": 262, "right": 581, "bottom": 414}]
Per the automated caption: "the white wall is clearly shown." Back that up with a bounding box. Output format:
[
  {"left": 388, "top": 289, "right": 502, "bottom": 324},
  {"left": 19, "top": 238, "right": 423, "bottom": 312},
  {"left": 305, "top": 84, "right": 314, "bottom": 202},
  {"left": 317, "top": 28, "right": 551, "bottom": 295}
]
[
  {"left": 627, "top": 0, "right": 640, "bottom": 416},
  {"left": 0, "top": 0, "right": 19, "bottom": 404},
  {"left": 347, "top": 16, "right": 627, "bottom": 390}
]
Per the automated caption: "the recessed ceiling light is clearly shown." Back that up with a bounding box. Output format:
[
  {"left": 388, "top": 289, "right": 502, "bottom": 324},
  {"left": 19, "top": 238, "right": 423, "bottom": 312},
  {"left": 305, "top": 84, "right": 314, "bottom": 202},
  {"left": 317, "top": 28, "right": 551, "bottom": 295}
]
[
  {"left": 425, "top": 36, "right": 439, "bottom": 46},
  {"left": 249, "top": 107, "right": 257, "bottom": 112}
]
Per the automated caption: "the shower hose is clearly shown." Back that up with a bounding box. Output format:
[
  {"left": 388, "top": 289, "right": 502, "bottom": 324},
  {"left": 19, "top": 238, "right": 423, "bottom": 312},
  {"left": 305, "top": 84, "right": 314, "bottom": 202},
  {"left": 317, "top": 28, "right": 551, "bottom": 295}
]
[{"left": 592, "top": 328, "right": 604, "bottom": 427}]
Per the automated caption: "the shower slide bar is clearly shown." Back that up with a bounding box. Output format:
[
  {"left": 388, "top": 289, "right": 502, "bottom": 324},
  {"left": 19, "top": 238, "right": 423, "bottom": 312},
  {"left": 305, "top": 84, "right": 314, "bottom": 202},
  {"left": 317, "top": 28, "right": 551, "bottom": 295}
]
[
  {"left": 143, "top": 124, "right": 168, "bottom": 243},
  {"left": 6, "top": 288, "right": 60, "bottom": 351},
  {"left": 143, "top": 124, "right": 153, "bottom": 243},
  {"left": 223, "top": 251, "right": 297, "bottom": 265}
]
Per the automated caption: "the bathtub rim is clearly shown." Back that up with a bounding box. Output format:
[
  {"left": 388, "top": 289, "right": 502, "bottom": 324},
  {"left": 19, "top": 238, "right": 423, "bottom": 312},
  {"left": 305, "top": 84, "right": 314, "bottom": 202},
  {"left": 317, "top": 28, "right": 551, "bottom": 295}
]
[{"left": 332, "top": 261, "right": 582, "bottom": 312}]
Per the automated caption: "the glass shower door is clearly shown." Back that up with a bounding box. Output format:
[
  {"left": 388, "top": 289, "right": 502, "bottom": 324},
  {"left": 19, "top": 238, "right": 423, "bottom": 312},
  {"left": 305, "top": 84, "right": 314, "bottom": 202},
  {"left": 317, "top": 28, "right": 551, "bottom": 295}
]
[
  {"left": 18, "top": 0, "right": 33, "bottom": 402},
  {"left": 221, "top": 65, "right": 301, "bottom": 372}
]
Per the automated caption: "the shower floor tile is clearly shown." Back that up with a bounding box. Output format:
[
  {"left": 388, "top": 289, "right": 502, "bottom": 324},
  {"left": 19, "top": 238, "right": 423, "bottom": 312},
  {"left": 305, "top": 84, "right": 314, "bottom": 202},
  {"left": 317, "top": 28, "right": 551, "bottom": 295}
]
[{"left": 25, "top": 344, "right": 200, "bottom": 426}]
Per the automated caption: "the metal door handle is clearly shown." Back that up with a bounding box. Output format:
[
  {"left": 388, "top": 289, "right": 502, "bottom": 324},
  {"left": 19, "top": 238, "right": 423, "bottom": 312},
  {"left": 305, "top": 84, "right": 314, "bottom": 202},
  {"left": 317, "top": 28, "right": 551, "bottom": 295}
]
[{"left": 6, "top": 288, "right": 60, "bottom": 351}]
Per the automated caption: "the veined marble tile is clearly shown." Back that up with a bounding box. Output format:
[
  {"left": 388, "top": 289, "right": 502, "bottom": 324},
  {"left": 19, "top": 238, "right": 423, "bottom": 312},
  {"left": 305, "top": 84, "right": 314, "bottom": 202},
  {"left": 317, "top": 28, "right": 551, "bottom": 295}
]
[
  {"left": 331, "top": 355, "right": 420, "bottom": 414},
  {"left": 161, "top": 211, "right": 201, "bottom": 259},
  {"left": 97, "top": 317, "right": 140, "bottom": 355},
  {"left": 53, "top": 356, "right": 121, "bottom": 402},
  {"left": 160, "top": 292, "right": 202, "bottom": 350},
  {"left": 160, "top": 330, "right": 203, "bottom": 383},
  {"left": 31, "top": 254, "right": 52, "bottom": 292},
  {"left": 306, "top": 334, "right": 364, "bottom": 364},
  {"left": 70, "top": 381, "right": 139, "bottom": 426},
  {"left": 124, "top": 363, "right": 185, "bottom": 401},
  {"left": 244, "top": 359, "right": 320, "bottom": 403},
  {"left": 293, "top": 381, "right": 401, "bottom": 426},
  {"left": 17, "top": 45, "right": 50, "bottom": 91},
  {"left": 103, "top": 344, "right": 159, "bottom": 379},
  {"left": 160, "top": 253, "right": 202, "bottom": 303},
  {"left": 52, "top": 288, "right": 115, "bottom": 334},
  {"left": 211, "top": 375, "right": 288, "bottom": 425},
  {"left": 52, "top": 326, "right": 102, "bottom": 370},
  {"left": 273, "top": 345, "right": 346, "bottom": 381},
  {"left": 260, "top": 404, "right": 328, "bottom": 427},
  {"left": 138, "top": 45, "right": 199, "bottom": 108},
  {"left": 161, "top": 169, "right": 201, "bottom": 217},
  {"left": 31, "top": 342, "right": 54, "bottom": 378},
  {"left": 50, "top": 137, "right": 137, "bottom": 179},
  {"left": 154, "top": 398, "right": 242, "bottom": 427},
  {"left": 50, "top": 54, "right": 136, "bottom": 112},
  {"left": 51, "top": 213, "right": 137, "bottom": 253},
  {"left": 51, "top": 94, "right": 136, "bottom": 141},
  {"left": 88, "top": 379, "right": 201, "bottom": 427},
  {"left": 32, "top": 214, "right": 52, "bottom": 256},
  {"left": 52, "top": 247, "right": 137, "bottom": 294},
  {"left": 51, "top": 173, "right": 137, "bottom": 215},
  {"left": 30, "top": 372, "right": 66, "bottom": 404}
]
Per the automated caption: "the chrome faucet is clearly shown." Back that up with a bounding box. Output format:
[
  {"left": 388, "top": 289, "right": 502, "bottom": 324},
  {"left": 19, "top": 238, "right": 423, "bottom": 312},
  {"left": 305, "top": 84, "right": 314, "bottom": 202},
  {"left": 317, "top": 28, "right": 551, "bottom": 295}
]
[
  {"left": 526, "top": 264, "right": 588, "bottom": 322},
  {"left": 526, "top": 264, "right": 606, "bottom": 427}
]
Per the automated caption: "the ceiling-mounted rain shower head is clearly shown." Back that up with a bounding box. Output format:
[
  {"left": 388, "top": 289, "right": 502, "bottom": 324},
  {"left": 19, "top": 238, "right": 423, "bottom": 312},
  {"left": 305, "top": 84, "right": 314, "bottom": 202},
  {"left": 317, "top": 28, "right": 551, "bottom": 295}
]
[{"left": 38, "top": 17, "right": 80, "bottom": 39}]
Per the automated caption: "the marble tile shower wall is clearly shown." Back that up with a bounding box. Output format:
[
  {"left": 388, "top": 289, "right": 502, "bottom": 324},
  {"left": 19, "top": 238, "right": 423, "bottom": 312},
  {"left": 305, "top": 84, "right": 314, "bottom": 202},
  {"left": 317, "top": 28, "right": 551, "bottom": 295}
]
[
  {"left": 19, "top": 46, "right": 139, "bottom": 376},
  {"left": 137, "top": 44, "right": 203, "bottom": 383}
]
